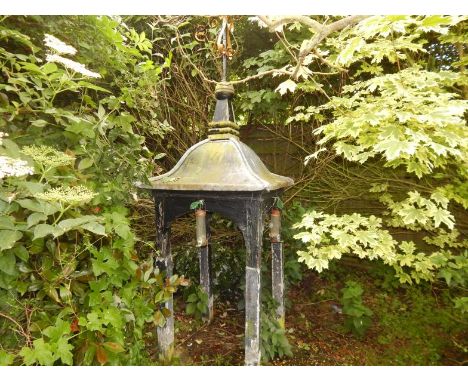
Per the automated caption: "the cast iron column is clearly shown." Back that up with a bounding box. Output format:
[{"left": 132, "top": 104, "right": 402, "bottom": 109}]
[
  {"left": 198, "top": 211, "right": 213, "bottom": 321},
  {"left": 243, "top": 199, "right": 264, "bottom": 365},
  {"left": 155, "top": 198, "right": 174, "bottom": 360},
  {"left": 270, "top": 208, "right": 285, "bottom": 327}
]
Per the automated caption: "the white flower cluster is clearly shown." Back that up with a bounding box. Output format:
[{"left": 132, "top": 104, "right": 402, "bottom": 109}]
[
  {"left": 21, "top": 145, "right": 75, "bottom": 168},
  {"left": 44, "top": 34, "right": 77, "bottom": 55},
  {"left": 0, "top": 155, "right": 34, "bottom": 179},
  {"left": 46, "top": 54, "right": 101, "bottom": 78},
  {"left": 43, "top": 34, "right": 101, "bottom": 78},
  {"left": 36, "top": 185, "right": 97, "bottom": 205}
]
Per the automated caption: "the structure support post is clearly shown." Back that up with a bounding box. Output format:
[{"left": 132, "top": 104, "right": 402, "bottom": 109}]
[
  {"left": 243, "top": 201, "right": 263, "bottom": 366},
  {"left": 270, "top": 208, "right": 285, "bottom": 327},
  {"left": 197, "top": 211, "right": 213, "bottom": 321},
  {"left": 154, "top": 199, "right": 174, "bottom": 361}
]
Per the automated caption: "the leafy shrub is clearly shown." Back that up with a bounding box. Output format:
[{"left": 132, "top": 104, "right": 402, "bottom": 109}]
[
  {"left": 260, "top": 298, "right": 292, "bottom": 362},
  {"left": 0, "top": 18, "right": 183, "bottom": 365},
  {"left": 340, "top": 281, "right": 373, "bottom": 338},
  {"left": 185, "top": 286, "right": 209, "bottom": 320}
]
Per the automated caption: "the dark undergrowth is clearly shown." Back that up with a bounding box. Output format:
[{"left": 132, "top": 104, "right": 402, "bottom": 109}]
[{"left": 150, "top": 257, "right": 467, "bottom": 366}]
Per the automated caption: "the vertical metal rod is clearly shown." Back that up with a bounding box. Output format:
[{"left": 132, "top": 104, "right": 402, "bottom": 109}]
[
  {"left": 222, "top": 20, "right": 227, "bottom": 82},
  {"left": 243, "top": 202, "right": 263, "bottom": 366},
  {"left": 155, "top": 199, "right": 174, "bottom": 361},
  {"left": 198, "top": 211, "right": 213, "bottom": 322},
  {"left": 270, "top": 208, "right": 285, "bottom": 327}
]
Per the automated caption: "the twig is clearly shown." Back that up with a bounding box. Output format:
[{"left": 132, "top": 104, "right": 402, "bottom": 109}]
[
  {"left": 0, "top": 311, "right": 32, "bottom": 346},
  {"left": 175, "top": 23, "right": 341, "bottom": 87},
  {"left": 296, "top": 299, "right": 335, "bottom": 306}
]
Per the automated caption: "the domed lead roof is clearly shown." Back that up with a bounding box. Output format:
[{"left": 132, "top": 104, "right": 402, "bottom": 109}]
[
  {"left": 146, "top": 136, "right": 294, "bottom": 192},
  {"left": 141, "top": 82, "right": 294, "bottom": 193}
]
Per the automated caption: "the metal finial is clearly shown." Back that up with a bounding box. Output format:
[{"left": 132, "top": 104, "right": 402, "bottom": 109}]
[{"left": 216, "top": 16, "right": 233, "bottom": 82}]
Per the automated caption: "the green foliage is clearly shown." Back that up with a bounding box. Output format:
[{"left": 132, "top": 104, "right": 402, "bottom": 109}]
[
  {"left": 372, "top": 287, "right": 463, "bottom": 365},
  {"left": 0, "top": 17, "right": 183, "bottom": 365},
  {"left": 1, "top": 14, "right": 467, "bottom": 366},
  {"left": 293, "top": 209, "right": 467, "bottom": 286},
  {"left": 272, "top": 196, "right": 284, "bottom": 210},
  {"left": 280, "top": 15, "right": 468, "bottom": 306},
  {"left": 189, "top": 199, "right": 205, "bottom": 210},
  {"left": 340, "top": 281, "right": 373, "bottom": 338},
  {"left": 310, "top": 69, "right": 467, "bottom": 178},
  {"left": 185, "top": 286, "right": 209, "bottom": 320},
  {"left": 453, "top": 296, "right": 468, "bottom": 314},
  {"left": 260, "top": 298, "right": 292, "bottom": 362}
]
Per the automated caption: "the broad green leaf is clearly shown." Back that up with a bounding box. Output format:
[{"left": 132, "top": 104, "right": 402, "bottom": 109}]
[
  {"left": 56, "top": 337, "right": 73, "bottom": 365},
  {"left": 78, "top": 157, "right": 94, "bottom": 170},
  {"left": 275, "top": 79, "right": 297, "bottom": 96},
  {"left": 65, "top": 120, "right": 95, "bottom": 138},
  {"left": 273, "top": 197, "right": 284, "bottom": 210},
  {"left": 11, "top": 245, "right": 28, "bottom": 262},
  {"left": 374, "top": 139, "right": 415, "bottom": 161},
  {"left": 337, "top": 37, "right": 365, "bottom": 65},
  {"left": 0, "top": 349, "right": 15, "bottom": 366},
  {"left": 16, "top": 199, "right": 59, "bottom": 216},
  {"left": 0, "top": 230, "right": 22, "bottom": 251},
  {"left": 81, "top": 222, "right": 106, "bottom": 236},
  {"left": 31, "top": 119, "right": 47, "bottom": 127},
  {"left": 420, "top": 15, "right": 453, "bottom": 32},
  {"left": 55, "top": 216, "right": 100, "bottom": 236},
  {"left": 42, "top": 62, "right": 58, "bottom": 74},
  {"left": 27, "top": 212, "right": 47, "bottom": 228},
  {"left": 399, "top": 241, "right": 416, "bottom": 256},
  {"left": 77, "top": 80, "right": 110, "bottom": 93},
  {"left": 43, "top": 318, "right": 71, "bottom": 341},
  {"left": 0, "top": 216, "right": 15, "bottom": 230},
  {"left": 45, "top": 285, "right": 61, "bottom": 303},
  {"left": 16, "top": 181, "right": 45, "bottom": 194},
  {"left": 453, "top": 297, "right": 468, "bottom": 314},
  {"left": 185, "top": 303, "right": 196, "bottom": 316},
  {"left": 97, "top": 104, "right": 106, "bottom": 119},
  {"left": 33, "top": 224, "right": 55, "bottom": 240},
  {"left": 20, "top": 339, "right": 55, "bottom": 366},
  {"left": 0, "top": 251, "right": 16, "bottom": 276},
  {"left": 190, "top": 200, "right": 204, "bottom": 210},
  {"left": 114, "top": 222, "right": 131, "bottom": 239},
  {"left": 399, "top": 206, "right": 428, "bottom": 225},
  {"left": 432, "top": 209, "right": 454, "bottom": 229}
]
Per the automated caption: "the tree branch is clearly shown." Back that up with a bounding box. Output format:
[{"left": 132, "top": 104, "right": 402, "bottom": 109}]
[
  {"left": 176, "top": 16, "right": 368, "bottom": 88},
  {"left": 258, "top": 15, "right": 369, "bottom": 79},
  {"left": 258, "top": 15, "right": 323, "bottom": 33}
]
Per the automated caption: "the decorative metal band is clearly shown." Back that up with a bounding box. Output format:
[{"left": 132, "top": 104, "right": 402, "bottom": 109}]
[
  {"left": 215, "top": 82, "right": 234, "bottom": 99},
  {"left": 209, "top": 128, "right": 239, "bottom": 135},
  {"left": 208, "top": 133, "right": 239, "bottom": 140},
  {"left": 208, "top": 121, "right": 240, "bottom": 139},
  {"left": 208, "top": 121, "right": 239, "bottom": 130}
]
